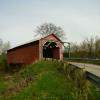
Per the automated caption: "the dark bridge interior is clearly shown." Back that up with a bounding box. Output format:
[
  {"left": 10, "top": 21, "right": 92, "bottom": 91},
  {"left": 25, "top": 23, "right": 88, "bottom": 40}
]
[{"left": 43, "top": 41, "right": 59, "bottom": 59}]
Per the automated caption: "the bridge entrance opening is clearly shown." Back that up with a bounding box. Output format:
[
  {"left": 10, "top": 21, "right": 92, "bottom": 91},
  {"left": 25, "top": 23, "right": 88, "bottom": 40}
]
[{"left": 43, "top": 41, "right": 60, "bottom": 59}]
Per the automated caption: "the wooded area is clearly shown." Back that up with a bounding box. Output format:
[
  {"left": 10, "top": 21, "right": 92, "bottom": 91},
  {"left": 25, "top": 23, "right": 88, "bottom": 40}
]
[{"left": 64, "top": 36, "right": 100, "bottom": 59}]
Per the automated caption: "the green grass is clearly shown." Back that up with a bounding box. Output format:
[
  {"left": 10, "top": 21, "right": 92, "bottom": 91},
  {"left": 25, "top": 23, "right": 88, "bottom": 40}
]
[
  {"left": 9, "top": 61, "right": 73, "bottom": 100},
  {"left": 0, "top": 60, "right": 100, "bottom": 100},
  {"left": 0, "top": 79, "right": 7, "bottom": 94}
]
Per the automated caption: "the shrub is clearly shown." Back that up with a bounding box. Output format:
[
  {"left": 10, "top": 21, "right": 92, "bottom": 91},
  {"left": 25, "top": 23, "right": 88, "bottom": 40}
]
[{"left": 0, "top": 53, "right": 8, "bottom": 71}]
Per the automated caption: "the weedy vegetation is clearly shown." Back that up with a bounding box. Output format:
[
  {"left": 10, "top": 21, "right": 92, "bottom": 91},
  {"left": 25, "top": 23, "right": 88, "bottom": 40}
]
[{"left": 0, "top": 55, "right": 100, "bottom": 100}]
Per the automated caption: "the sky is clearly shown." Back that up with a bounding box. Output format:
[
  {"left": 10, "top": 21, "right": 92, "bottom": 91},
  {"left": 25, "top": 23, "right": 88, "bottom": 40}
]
[{"left": 0, "top": 0, "right": 100, "bottom": 47}]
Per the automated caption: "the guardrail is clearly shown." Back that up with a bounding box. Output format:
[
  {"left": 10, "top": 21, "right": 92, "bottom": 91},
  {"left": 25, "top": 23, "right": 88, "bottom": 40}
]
[{"left": 69, "top": 63, "right": 100, "bottom": 91}]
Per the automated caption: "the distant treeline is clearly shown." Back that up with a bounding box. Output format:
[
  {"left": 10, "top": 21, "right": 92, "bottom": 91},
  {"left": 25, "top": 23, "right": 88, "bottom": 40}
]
[{"left": 64, "top": 36, "right": 100, "bottom": 59}]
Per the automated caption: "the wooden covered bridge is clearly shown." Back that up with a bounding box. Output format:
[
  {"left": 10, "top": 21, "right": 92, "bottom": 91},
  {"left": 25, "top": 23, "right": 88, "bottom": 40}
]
[{"left": 7, "top": 34, "right": 64, "bottom": 64}]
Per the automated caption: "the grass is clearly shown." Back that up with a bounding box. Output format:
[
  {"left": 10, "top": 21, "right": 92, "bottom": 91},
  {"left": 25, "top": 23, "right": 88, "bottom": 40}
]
[
  {"left": 0, "top": 60, "right": 100, "bottom": 100},
  {"left": 9, "top": 61, "right": 73, "bottom": 100}
]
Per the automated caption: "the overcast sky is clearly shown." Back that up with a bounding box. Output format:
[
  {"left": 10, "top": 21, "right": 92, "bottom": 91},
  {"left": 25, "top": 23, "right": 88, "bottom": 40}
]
[{"left": 0, "top": 0, "right": 100, "bottom": 47}]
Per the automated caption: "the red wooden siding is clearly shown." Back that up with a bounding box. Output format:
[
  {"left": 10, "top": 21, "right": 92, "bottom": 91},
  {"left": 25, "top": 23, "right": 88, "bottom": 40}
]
[
  {"left": 7, "top": 34, "right": 63, "bottom": 64},
  {"left": 7, "top": 41, "right": 39, "bottom": 64},
  {"left": 53, "top": 47, "right": 60, "bottom": 59}
]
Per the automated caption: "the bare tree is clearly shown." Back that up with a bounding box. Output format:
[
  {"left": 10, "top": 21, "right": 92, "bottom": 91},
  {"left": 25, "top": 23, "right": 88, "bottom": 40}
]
[
  {"left": 67, "top": 36, "right": 97, "bottom": 58},
  {"left": 35, "top": 23, "right": 64, "bottom": 40},
  {"left": 78, "top": 40, "right": 88, "bottom": 58},
  {"left": 95, "top": 36, "right": 100, "bottom": 58},
  {"left": 86, "top": 37, "right": 94, "bottom": 58},
  {"left": 2, "top": 41, "right": 10, "bottom": 53},
  {"left": 70, "top": 42, "right": 80, "bottom": 57},
  {"left": 0, "top": 39, "right": 10, "bottom": 54},
  {"left": 64, "top": 35, "right": 100, "bottom": 59},
  {"left": 0, "top": 38, "right": 3, "bottom": 54}
]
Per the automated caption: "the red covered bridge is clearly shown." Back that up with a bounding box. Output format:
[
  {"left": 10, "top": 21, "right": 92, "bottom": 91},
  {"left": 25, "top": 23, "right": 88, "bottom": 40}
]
[{"left": 7, "top": 34, "right": 64, "bottom": 64}]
